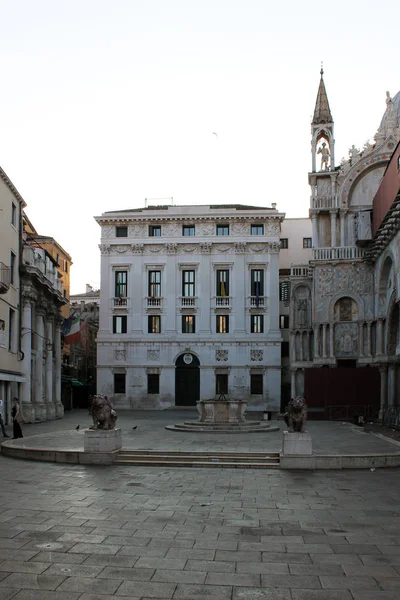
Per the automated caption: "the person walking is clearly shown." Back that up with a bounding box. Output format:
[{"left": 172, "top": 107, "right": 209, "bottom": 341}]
[
  {"left": 0, "top": 398, "right": 9, "bottom": 437},
  {"left": 12, "top": 397, "right": 23, "bottom": 439}
]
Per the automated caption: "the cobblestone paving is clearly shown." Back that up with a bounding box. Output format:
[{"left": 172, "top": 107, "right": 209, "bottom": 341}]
[{"left": 1, "top": 454, "right": 400, "bottom": 598}]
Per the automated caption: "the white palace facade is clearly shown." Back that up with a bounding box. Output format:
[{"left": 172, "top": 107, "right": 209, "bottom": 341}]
[{"left": 95, "top": 204, "right": 284, "bottom": 412}]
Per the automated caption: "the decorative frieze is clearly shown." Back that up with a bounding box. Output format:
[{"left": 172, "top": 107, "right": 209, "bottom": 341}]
[
  {"left": 115, "top": 349, "right": 126, "bottom": 361},
  {"left": 250, "top": 349, "right": 264, "bottom": 361},
  {"left": 147, "top": 349, "right": 160, "bottom": 361},
  {"left": 216, "top": 349, "right": 228, "bottom": 361}
]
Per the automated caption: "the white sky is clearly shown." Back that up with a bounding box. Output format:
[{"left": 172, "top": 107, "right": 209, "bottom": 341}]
[{"left": 0, "top": 0, "right": 399, "bottom": 294}]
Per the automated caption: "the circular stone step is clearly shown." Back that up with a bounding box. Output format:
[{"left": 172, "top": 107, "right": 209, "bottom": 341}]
[{"left": 165, "top": 422, "right": 280, "bottom": 434}]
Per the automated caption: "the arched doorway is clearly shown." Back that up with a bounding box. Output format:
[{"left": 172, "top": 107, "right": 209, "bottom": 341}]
[{"left": 175, "top": 353, "right": 200, "bottom": 406}]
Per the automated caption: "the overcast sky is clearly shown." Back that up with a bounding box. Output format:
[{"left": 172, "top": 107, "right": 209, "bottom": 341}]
[{"left": 0, "top": 0, "right": 399, "bottom": 294}]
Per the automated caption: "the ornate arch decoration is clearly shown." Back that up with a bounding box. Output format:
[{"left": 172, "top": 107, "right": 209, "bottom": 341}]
[
  {"left": 340, "top": 153, "right": 390, "bottom": 208},
  {"left": 173, "top": 350, "right": 201, "bottom": 366},
  {"left": 312, "top": 127, "right": 333, "bottom": 146},
  {"left": 328, "top": 291, "right": 364, "bottom": 322}
]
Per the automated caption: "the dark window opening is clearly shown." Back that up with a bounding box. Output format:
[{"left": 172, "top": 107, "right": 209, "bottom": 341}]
[
  {"left": 303, "top": 237, "right": 312, "bottom": 248},
  {"left": 182, "top": 270, "right": 195, "bottom": 297},
  {"left": 115, "top": 271, "right": 127, "bottom": 297},
  {"left": 216, "top": 315, "right": 229, "bottom": 333},
  {"left": 113, "top": 315, "right": 127, "bottom": 334},
  {"left": 148, "top": 373, "right": 160, "bottom": 394},
  {"left": 216, "top": 374, "right": 228, "bottom": 395},
  {"left": 148, "top": 315, "right": 161, "bottom": 333},
  {"left": 114, "top": 373, "right": 126, "bottom": 394},
  {"left": 251, "top": 269, "right": 264, "bottom": 297},
  {"left": 148, "top": 271, "right": 161, "bottom": 297},
  {"left": 116, "top": 226, "right": 128, "bottom": 237},
  {"left": 182, "top": 315, "right": 195, "bottom": 333},
  {"left": 280, "top": 238, "right": 288, "bottom": 249},
  {"left": 250, "top": 374, "right": 263, "bottom": 395},
  {"left": 149, "top": 225, "right": 161, "bottom": 237},
  {"left": 216, "top": 224, "right": 229, "bottom": 236},
  {"left": 281, "top": 341, "right": 289, "bottom": 357}
]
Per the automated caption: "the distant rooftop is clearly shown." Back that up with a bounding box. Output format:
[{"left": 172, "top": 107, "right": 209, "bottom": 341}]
[{"left": 104, "top": 204, "right": 274, "bottom": 214}]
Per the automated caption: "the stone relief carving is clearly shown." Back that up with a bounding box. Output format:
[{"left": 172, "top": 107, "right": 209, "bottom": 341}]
[
  {"left": 250, "top": 349, "right": 263, "bottom": 361},
  {"left": 165, "top": 243, "right": 178, "bottom": 254},
  {"left": 113, "top": 245, "right": 129, "bottom": 254},
  {"left": 163, "top": 223, "right": 180, "bottom": 236},
  {"left": 318, "top": 266, "right": 373, "bottom": 298},
  {"left": 264, "top": 221, "right": 280, "bottom": 236},
  {"left": 131, "top": 243, "right": 144, "bottom": 254},
  {"left": 101, "top": 226, "right": 115, "bottom": 238},
  {"left": 180, "top": 244, "right": 197, "bottom": 253},
  {"left": 199, "top": 223, "right": 215, "bottom": 236},
  {"left": 317, "top": 179, "right": 331, "bottom": 197},
  {"left": 267, "top": 241, "right": 280, "bottom": 253},
  {"left": 99, "top": 244, "right": 112, "bottom": 255},
  {"left": 249, "top": 244, "right": 267, "bottom": 253},
  {"left": 234, "top": 242, "right": 247, "bottom": 253},
  {"left": 147, "top": 349, "right": 160, "bottom": 361},
  {"left": 131, "top": 224, "right": 147, "bottom": 237},
  {"left": 147, "top": 245, "right": 163, "bottom": 253},
  {"left": 232, "top": 222, "right": 249, "bottom": 235},
  {"left": 216, "top": 349, "right": 228, "bottom": 361},
  {"left": 115, "top": 349, "right": 126, "bottom": 361},
  {"left": 199, "top": 242, "right": 212, "bottom": 253},
  {"left": 215, "top": 244, "right": 232, "bottom": 253},
  {"left": 334, "top": 322, "right": 358, "bottom": 356}
]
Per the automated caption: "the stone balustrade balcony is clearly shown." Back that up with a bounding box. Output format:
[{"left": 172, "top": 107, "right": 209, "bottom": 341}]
[
  {"left": 112, "top": 296, "right": 130, "bottom": 310},
  {"left": 179, "top": 296, "right": 197, "bottom": 309},
  {"left": 214, "top": 295, "right": 232, "bottom": 309},
  {"left": 311, "top": 195, "right": 339, "bottom": 210},
  {"left": 23, "top": 246, "right": 63, "bottom": 294},
  {"left": 146, "top": 296, "right": 163, "bottom": 309},
  {"left": 247, "top": 295, "right": 267, "bottom": 310},
  {"left": 312, "top": 246, "right": 365, "bottom": 261},
  {"left": 290, "top": 265, "right": 310, "bottom": 278}
]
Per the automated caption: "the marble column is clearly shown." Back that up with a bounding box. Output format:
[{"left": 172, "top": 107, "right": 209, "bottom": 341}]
[
  {"left": 339, "top": 211, "right": 346, "bottom": 246},
  {"left": 299, "top": 333, "right": 303, "bottom": 362},
  {"left": 330, "top": 210, "right": 337, "bottom": 248},
  {"left": 379, "top": 364, "right": 388, "bottom": 420},
  {"left": 306, "top": 331, "right": 310, "bottom": 362},
  {"left": 329, "top": 324, "right": 334, "bottom": 358},
  {"left": 54, "top": 315, "right": 64, "bottom": 419},
  {"left": 45, "top": 315, "right": 55, "bottom": 420},
  {"left": 313, "top": 324, "right": 319, "bottom": 359},
  {"left": 322, "top": 323, "right": 327, "bottom": 359},
  {"left": 358, "top": 322, "right": 364, "bottom": 358},
  {"left": 290, "top": 331, "right": 296, "bottom": 362},
  {"left": 21, "top": 294, "right": 35, "bottom": 423},
  {"left": 34, "top": 308, "right": 46, "bottom": 421},
  {"left": 376, "top": 319, "right": 384, "bottom": 356},
  {"left": 311, "top": 214, "right": 319, "bottom": 248},
  {"left": 367, "top": 322, "right": 372, "bottom": 357},
  {"left": 290, "top": 368, "right": 296, "bottom": 398},
  {"left": 388, "top": 364, "right": 396, "bottom": 407}
]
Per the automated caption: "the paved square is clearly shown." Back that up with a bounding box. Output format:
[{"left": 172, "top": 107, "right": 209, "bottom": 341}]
[{"left": 1, "top": 442, "right": 400, "bottom": 598}]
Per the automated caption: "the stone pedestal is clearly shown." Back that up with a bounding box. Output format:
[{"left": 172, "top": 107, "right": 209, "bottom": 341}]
[
  {"left": 197, "top": 399, "right": 247, "bottom": 424},
  {"left": 282, "top": 431, "right": 312, "bottom": 455},
  {"left": 84, "top": 428, "right": 122, "bottom": 453}
]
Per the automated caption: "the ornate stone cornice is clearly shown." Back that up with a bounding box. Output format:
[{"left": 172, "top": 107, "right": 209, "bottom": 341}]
[{"left": 95, "top": 214, "right": 285, "bottom": 225}]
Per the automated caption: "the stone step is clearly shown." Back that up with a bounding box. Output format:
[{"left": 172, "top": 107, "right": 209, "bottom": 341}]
[
  {"left": 117, "top": 454, "right": 280, "bottom": 464},
  {"left": 165, "top": 423, "right": 279, "bottom": 433},
  {"left": 114, "top": 458, "right": 280, "bottom": 468},
  {"left": 118, "top": 450, "right": 280, "bottom": 457}
]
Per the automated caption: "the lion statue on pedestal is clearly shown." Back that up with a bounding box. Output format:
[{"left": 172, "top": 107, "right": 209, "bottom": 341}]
[
  {"left": 284, "top": 396, "right": 307, "bottom": 433},
  {"left": 89, "top": 395, "right": 117, "bottom": 430}
]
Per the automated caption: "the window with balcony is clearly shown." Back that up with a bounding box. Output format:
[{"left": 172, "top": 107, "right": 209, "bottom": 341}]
[
  {"left": 250, "top": 374, "right": 263, "bottom": 395},
  {"left": 115, "top": 271, "right": 127, "bottom": 298},
  {"left": 280, "top": 314, "right": 289, "bottom": 329},
  {"left": 250, "top": 314, "right": 264, "bottom": 333},
  {"left": 148, "top": 315, "right": 161, "bottom": 333},
  {"left": 8, "top": 308, "right": 15, "bottom": 352},
  {"left": 250, "top": 269, "right": 264, "bottom": 304},
  {"left": 114, "top": 373, "right": 126, "bottom": 394},
  {"left": 113, "top": 315, "right": 127, "bottom": 333},
  {"left": 216, "top": 315, "right": 229, "bottom": 333},
  {"left": 10, "top": 251, "right": 16, "bottom": 286},
  {"left": 148, "top": 373, "right": 160, "bottom": 394},
  {"left": 280, "top": 238, "right": 288, "bottom": 249},
  {"left": 182, "top": 270, "right": 195, "bottom": 297},
  {"left": 303, "top": 237, "right": 312, "bottom": 248},
  {"left": 116, "top": 226, "right": 128, "bottom": 237},
  {"left": 149, "top": 225, "right": 161, "bottom": 237},
  {"left": 182, "top": 315, "right": 195, "bottom": 333},
  {"left": 216, "top": 374, "right": 228, "bottom": 395},
  {"left": 11, "top": 202, "right": 16, "bottom": 227},
  {"left": 251, "top": 224, "right": 264, "bottom": 235},
  {"left": 216, "top": 269, "right": 229, "bottom": 297},
  {"left": 148, "top": 271, "right": 161, "bottom": 297},
  {"left": 183, "top": 225, "right": 195, "bottom": 236},
  {"left": 216, "top": 224, "right": 229, "bottom": 236}
]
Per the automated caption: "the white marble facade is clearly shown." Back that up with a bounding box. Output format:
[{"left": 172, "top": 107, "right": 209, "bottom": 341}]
[{"left": 96, "top": 204, "right": 284, "bottom": 411}]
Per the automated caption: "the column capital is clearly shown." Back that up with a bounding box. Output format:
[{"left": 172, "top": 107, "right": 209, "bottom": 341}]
[{"left": 329, "top": 209, "right": 338, "bottom": 215}]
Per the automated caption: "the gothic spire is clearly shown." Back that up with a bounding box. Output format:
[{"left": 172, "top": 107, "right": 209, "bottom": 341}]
[{"left": 312, "top": 67, "right": 333, "bottom": 125}]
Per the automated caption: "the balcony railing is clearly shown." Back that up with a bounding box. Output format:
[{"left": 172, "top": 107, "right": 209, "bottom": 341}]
[
  {"left": 248, "top": 295, "right": 267, "bottom": 308},
  {"left": 23, "top": 247, "right": 63, "bottom": 294},
  {"left": 215, "top": 296, "right": 231, "bottom": 307},
  {"left": 311, "top": 195, "right": 339, "bottom": 209},
  {"left": 179, "top": 296, "right": 197, "bottom": 308},
  {"left": 146, "top": 296, "right": 163, "bottom": 308},
  {"left": 0, "top": 262, "right": 11, "bottom": 293},
  {"left": 312, "top": 246, "right": 365, "bottom": 261},
  {"left": 112, "top": 296, "right": 129, "bottom": 308},
  {"left": 290, "top": 265, "right": 310, "bottom": 278}
]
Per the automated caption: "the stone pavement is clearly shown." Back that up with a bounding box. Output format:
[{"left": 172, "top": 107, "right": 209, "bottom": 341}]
[
  {"left": 1, "top": 454, "right": 400, "bottom": 599},
  {"left": 2, "top": 410, "right": 400, "bottom": 455}
]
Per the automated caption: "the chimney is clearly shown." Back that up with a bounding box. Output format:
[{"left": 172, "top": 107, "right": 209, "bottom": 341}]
[{"left": 86, "top": 284, "right": 93, "bottom": 293}]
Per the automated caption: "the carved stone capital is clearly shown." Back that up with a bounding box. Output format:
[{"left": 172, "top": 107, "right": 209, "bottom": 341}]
[{"left": 131, "top": 243, "right": 144, "bottom": 254}]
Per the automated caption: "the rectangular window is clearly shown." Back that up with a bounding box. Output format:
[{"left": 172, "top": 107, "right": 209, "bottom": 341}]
[
  {"left": 280, "top": 238, "right": 288, "bottom": 249},
  {"left": 148, "top": 271, "right": 161, "bottom": 297},
  {"left": 281, "top": 341, "right": 289, "bottom": 357},
  {"left": 280, "top": 314, "right": 289, "bottom": 329},
  {"left": 8, "top": 308, "right": 15, "bottom": 352},
  {"left": 251, "top": 314, "right": 264, "bottom": 333},
  {"left": 279, "top": 281, "right": 290, "bottom": 302},
  {"left": 148, "top": 373, "right": 160, "bottom": 394},
  {"left": 114, "top": 373, "right": 126, "bottom": 394},
  {"left": 182, "top": 270, "right": 195, "bottom": 297},
  {"left": 115, "top": 271, "right": 127, "bottom": 297},
  {"left": 182, "top": 315, "right": 195, "bottom": 333},
  {"left": 251, "top": 269, "right": 264, "bottom": 297},
  {"left": 63, "top": 289, "right": 67, "bottom": 299},
  {"left": 113, "top": 315, "right": 127, "bottom": 334},
  {"left": 251, "top": 224, "right": 264, "bottom": 235},
  {"left": 216, "top": 374, "right": 228, "bottom": 395},
  {"left": 116, "top": 226, "right": 128, "bottom": 237},
  {"left": 10, "top": 251, "right": 16, "bottom": 285},
  {"left": 182, "top": 225, "right": 195, "bottom": 236},
  {"left": 56, "top": 253, "right": 59, "bottom": 265},
  {"left": 64, "top": 259, "right": 68, "bottom": 273},
  {"left": 216, "top": 315, "right": 229, "bottom": 333},
  {"left": 11, "top": 202, "right": 16, "bottom": 227},
  {"left": 216, "top": 224, "right": 229, "bottom": 236},
  {"left": 149, "top": 225, "right": 161, "bottom": 237},
  {"left": 148, "top": 315, "right": 161, "bottom": 333},
  {"left": 216, "top": 269, "right": 229, "bottom": 296},
  {"left": 250, "top": 374, "right": 263, "bottom": 395},
  {"left": 303, "top": 237, "right": 312, "bottom": 248}
]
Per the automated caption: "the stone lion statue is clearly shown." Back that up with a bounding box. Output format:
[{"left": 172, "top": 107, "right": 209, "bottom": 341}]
[
  {"left": 90, "top": 395, "right": 117, "bottom": 430},
  {"left": 284, "top": 396, "right": 307, "bottom": 433}
]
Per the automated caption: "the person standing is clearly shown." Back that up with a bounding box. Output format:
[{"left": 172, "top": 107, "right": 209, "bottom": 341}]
[
  {"left": 12, "top": 397, "right": 23, "bottom": 439},
  {"left": 0, "top": 397, "right": 9, "bottom": 437}
]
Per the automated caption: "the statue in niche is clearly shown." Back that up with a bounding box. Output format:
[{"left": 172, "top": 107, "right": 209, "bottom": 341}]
[
  {"left": 317, "top": 142, "right": 330, "bottom": 171},
  {"left": 297, "top": 299, "right": 308, "bottom": 327}
]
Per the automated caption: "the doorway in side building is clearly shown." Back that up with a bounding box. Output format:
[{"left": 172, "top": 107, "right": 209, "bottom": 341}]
[{"left": 175, "top": 353, "right": 200, "bottom": 406}]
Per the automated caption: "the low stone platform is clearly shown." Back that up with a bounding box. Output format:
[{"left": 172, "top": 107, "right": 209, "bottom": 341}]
[{"left": 166, "top": 420, "right": 279, "bottom": 433}]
